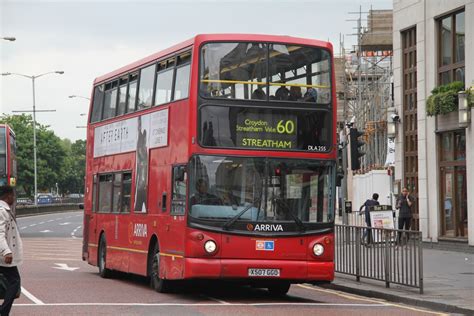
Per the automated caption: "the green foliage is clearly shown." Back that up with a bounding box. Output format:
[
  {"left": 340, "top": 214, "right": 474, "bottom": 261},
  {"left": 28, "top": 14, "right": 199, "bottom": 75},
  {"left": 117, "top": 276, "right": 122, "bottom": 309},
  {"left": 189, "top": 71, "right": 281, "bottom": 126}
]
[
  {"left": 58, "top": 139, "right": 86, "bottom": 195},
  {"left": 0, "top": 114, "right": 85, "bottom": 196},
  {"left": 426, "top": 81, "right": 465, "bottom": 116},
  {"left": 468, "top": 88, "right": 474, "bottom": 108}
]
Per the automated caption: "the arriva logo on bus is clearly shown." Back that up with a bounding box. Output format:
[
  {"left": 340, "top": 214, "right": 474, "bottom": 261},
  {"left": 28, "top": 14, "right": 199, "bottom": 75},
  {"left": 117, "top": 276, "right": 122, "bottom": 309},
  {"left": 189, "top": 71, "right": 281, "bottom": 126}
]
[
  {"left": 133, "top": 223, "right": 148, "bottom": 238},
  {"left": 253, "top": 224, "right": 284, "bottom": 232}
]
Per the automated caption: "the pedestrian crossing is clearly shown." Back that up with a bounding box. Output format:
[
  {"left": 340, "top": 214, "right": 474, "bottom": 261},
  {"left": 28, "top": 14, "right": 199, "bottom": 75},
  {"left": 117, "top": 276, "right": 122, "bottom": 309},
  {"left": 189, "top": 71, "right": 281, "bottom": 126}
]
[{"left": 22, "top": 238, "right": 82, "bottom": 261}]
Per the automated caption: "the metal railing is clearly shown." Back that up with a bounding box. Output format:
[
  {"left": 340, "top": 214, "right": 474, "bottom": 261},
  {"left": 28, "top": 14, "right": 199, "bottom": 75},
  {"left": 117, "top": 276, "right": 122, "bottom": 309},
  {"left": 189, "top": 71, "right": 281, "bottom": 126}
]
[{"left": 335, "top": 224, "right": 423, "bottom": 294}]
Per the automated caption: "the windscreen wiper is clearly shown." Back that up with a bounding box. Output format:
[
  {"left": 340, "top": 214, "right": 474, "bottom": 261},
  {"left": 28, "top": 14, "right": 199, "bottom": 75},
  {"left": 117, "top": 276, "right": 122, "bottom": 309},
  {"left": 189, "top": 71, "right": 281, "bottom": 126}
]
[
  {"left": 276, "top": 199, "right": 306, "bottom": 232},
  {"left": 223, "top": 197, "right": 261, "bottom": 231}
]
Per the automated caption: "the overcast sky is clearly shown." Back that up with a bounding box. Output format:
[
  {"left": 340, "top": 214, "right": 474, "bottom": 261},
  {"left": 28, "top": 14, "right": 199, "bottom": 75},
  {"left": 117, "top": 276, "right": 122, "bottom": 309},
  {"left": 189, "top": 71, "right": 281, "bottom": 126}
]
[{"left": 1, "top": 0, "right": 392, "bottom": 141}]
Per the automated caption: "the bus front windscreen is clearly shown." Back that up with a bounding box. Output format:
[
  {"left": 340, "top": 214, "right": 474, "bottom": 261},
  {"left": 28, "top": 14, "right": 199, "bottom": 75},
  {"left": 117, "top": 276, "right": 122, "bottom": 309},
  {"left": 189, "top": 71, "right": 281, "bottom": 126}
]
[
  {"left": 200, "top": 42, "right": 332, "bottom": 104},
  {"left": 188, "top": 155, "right": 334, "bottom": 232}
]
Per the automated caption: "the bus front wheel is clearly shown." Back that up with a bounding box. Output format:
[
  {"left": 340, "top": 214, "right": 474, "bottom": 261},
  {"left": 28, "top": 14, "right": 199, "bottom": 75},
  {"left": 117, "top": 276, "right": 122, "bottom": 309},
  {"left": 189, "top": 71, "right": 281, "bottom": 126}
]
[
  {"left": 267, "top": 283, "right": 291, "bottom": 296},
  {"left": 98, "top": 235, "right": 112, "bottom": 278},
  {"left": 149, "top": 243, "right": 172, "bottom": 293}
]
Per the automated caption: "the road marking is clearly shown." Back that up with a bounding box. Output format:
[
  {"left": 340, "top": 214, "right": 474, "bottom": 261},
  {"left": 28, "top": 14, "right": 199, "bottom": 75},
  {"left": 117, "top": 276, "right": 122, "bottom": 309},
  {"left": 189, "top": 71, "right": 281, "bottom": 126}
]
[
  {"left": 71, "top": 225, "right": 82, "bottom": 239},
  {"left": 39, "top": 230, "right": 52, "bottom": 233},
  {"left": 12, "top": 302, "right": 388, "bottom": 307},
  {"left": 53, "top": 263, "right": 79, "bottom": 271},
  {"left": 39, "top": 222, "right": 45, "bottom": 225},
  {"left": 298, "top": 284, "right": 447, "bottom": 316},
  {"left": 298, "top": 284, "right": 377, "bottom": 303},
  {"left": 380, "top": 301, "right": 448, "bottom": 315},
  {"left": 20, "top": 287, "right": 45, "bottom": 305},
  {"left": 203, "top": 295, "right": 230, "bottom": 304},
  {"left": 24, "top": 257, "right": 82, "bottom": 261},
  {"left": 59, "top": 222, "right": 71, "bottom": 226},
  {"left": 21, "top": 226, "right": 27, "bottom": 230},
  {"left": 29, "top": 224, "right": 36, "bottom": 227},
  {"left": 47, "top": 220, "right": 54, "bottom": 222}
]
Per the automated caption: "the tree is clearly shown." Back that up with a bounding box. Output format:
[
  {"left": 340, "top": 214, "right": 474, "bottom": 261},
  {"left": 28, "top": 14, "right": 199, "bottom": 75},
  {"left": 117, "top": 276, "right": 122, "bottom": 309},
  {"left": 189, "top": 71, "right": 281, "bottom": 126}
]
[{"left": 58, "top": 139, "right": 86, "bottom": 194}]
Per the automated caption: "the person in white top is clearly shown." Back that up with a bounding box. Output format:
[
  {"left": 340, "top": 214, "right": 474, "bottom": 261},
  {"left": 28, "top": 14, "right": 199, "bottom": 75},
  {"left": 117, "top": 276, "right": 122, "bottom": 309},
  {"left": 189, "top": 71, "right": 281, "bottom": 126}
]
[{"left": 0, "top": 186, "right": 22, "bottom": 316}]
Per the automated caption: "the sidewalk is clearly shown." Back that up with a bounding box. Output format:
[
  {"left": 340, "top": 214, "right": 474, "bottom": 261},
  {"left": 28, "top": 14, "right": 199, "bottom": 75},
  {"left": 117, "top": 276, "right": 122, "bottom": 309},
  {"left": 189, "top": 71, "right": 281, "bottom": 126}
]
[{"left": 324, "top": 248, "right": 474, "bottom": 314}]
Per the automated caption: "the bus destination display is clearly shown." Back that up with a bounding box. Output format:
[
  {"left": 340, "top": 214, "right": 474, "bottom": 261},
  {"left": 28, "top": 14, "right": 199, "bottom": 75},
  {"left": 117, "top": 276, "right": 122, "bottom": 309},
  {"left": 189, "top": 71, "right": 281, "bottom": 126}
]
[
  {"left": 236, "top": 112, "right": 297, "bottom": 150},
  {"left": 199, "top": 105, "right": 331, "bottom": 152}
]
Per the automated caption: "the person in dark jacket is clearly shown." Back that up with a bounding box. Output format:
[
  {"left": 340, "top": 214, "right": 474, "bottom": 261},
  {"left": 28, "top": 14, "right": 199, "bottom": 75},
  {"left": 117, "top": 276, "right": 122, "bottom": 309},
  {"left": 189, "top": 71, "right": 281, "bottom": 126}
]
[
  {"left": 396, "top": 187, "right": 415, "bottom": 245},
  {"left": 359, "top": 193, "right": 379, "bottom": 245}
]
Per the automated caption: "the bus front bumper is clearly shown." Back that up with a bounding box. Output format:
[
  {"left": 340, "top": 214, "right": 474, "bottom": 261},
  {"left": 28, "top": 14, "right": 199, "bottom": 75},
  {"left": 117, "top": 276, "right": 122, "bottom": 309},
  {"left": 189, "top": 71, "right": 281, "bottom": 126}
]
[{"left": 183, "top": 258, "right": 334, "bottom": 282}]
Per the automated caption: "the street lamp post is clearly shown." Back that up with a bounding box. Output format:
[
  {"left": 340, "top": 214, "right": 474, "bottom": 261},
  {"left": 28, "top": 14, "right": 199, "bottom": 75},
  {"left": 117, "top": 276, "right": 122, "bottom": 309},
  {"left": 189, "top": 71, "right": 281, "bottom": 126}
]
[
  {"left": 2, "top": 71, "right": 64, "bottom": 205},
  {"left": 68, "top": 95, "right": 90, "bottom": 101}
]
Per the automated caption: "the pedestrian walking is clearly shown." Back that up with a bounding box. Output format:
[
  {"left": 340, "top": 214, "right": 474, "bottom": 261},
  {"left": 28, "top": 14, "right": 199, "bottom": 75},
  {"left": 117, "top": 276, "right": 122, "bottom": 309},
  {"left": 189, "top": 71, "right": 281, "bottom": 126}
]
[
  {"left": 396, "top": 187, "right": 415, "bottom": 245},
  {"left": 359, "top": 193, "right": 379, "bottom": 245},
  {"left": 0, "top": 186, "right": 22, "bottom": 316}
]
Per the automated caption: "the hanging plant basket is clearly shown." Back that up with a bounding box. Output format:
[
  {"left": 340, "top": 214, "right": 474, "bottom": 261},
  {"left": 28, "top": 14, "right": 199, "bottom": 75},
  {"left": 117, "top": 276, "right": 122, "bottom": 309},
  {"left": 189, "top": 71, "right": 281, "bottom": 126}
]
[
  {"left": 468, "top": 88, "right": 474, "bottom": 108},
  {"left": 426, "top": 81, "right": 465, "bottom": 116}
]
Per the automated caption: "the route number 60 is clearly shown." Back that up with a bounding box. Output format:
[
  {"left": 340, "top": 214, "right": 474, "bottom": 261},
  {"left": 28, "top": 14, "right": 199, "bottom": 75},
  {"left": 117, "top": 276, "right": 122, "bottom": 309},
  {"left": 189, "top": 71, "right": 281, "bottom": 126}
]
[{"left": 277, "top": 120, "right": 295, "bottom": 134}]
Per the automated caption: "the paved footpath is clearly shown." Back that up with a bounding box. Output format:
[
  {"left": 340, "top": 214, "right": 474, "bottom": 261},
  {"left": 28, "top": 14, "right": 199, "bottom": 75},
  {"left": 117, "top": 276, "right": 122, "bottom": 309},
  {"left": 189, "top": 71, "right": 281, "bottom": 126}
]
[{"left": 326, "top": 247, "right": 474, "bottom": 314}]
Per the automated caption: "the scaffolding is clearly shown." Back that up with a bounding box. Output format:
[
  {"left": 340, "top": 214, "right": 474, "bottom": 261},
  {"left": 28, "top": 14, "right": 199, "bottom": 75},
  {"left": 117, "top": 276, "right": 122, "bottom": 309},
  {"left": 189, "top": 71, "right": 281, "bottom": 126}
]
[{"left": 339, "top": 7, "right": 393, "bottom": 172}]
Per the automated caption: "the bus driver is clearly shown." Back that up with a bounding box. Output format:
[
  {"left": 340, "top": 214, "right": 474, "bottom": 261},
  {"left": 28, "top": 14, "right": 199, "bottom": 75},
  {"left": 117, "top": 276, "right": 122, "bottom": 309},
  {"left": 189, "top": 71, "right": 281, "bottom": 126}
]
[{"left": 190, "top": 179, "right": 222, "bottom": 206}]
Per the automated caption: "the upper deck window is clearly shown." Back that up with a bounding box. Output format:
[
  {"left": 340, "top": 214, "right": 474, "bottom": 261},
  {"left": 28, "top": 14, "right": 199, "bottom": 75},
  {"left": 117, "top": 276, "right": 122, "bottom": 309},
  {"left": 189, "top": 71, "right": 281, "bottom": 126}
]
[
  {"left": 90, "top": 85, "right": 104, "bottom": 123},
  {"left": 154, "top": 58, "right": 174, "bottom": 106},
  {"left": 103, "top": 81, "right": 118, "bottom": 120},
  {"left": 128, "top": 73, "right": 138, "bottom": 113},
  {"left": 174, "top": 52, "right": 192, "bottom": 100},
  {"left": 137, "top": 64, "right": 156, "bottom": 110},
  {"left": 200, "top": 42, "right": 331, "bottom": 104},
  {"left": 117, "top": 76, "right": 128, "bottom": 116},
  {"left": 89, "top": 50, "right": 191, "bottom": 124}
]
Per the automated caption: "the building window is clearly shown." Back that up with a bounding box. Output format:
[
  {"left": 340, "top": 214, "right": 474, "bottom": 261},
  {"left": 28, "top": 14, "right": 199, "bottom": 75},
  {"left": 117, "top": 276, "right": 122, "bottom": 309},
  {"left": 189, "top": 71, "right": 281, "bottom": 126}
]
[
  {"left": 439, "top": 130, "right": 467, "bottom": 238},
  {"left": 438, "top": 10, "right": 465, "bottom": 85},
  {"left": 402, "top": 27, "right": 419, "bottom": 230}
]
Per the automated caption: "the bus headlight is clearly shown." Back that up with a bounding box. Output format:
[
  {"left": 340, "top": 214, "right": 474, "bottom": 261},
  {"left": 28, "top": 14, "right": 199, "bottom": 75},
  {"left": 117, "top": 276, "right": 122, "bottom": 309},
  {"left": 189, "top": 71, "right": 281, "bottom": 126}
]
[
  {"left": 313, "top": 243, "right": 324, "bottom": 256},
  {"left": 204, "top": 240, "right": 217, "bottom": 254}
]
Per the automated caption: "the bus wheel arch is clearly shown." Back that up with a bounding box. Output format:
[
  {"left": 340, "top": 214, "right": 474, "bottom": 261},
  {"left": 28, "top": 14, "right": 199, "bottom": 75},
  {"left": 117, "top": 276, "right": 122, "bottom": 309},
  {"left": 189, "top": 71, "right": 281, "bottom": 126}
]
[
  {"left": 147, "top": 235, "right": 159, "bottom": 278},
  {"left": 147, "top": 235, "right": 172, "bottom": 293},
  {"left": 98, "top": 232, "right": 112, "bottom": 278}
]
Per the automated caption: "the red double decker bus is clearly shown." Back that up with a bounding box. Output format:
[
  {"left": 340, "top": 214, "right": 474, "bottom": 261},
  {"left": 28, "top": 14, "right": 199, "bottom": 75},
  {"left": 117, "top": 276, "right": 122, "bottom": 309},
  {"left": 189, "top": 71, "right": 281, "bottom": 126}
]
[
  {"left": 83, "top": 34, "right": 336, "bottom": 295},
  {"left": 0, "top": 124, "right": 17, "bottom": 188}
]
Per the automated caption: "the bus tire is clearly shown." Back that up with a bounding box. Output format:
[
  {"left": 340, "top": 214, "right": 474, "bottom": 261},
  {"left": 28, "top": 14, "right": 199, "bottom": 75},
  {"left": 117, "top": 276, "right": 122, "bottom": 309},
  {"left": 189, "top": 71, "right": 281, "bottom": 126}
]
[
  {"left": 98, "top": 235, "right": 112, "bottom": 278},
  {"left": 149, "top": 243, "right": 172, "bottom": 293},
  {"left": 267, "top": 283, "right": 291, "bottom": 296}
]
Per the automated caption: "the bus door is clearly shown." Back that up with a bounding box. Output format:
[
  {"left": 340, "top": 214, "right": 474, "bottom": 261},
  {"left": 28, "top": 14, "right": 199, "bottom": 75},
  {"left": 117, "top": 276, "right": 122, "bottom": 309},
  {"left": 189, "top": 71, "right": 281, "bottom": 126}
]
[
  {"left": 84, "top": 174, "right": 99, "bottom": 264},
  {"left": 165, "top": 165, "right": 187, "bottom": 278}
]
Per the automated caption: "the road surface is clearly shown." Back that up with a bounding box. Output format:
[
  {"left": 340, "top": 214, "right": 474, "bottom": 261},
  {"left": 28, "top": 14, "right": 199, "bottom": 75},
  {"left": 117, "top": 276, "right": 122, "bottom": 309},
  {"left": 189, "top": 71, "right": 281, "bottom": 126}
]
[{"left": 11, "top": 211, "right": 446, "bottom": 315}]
